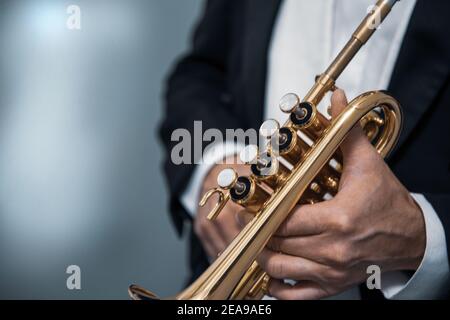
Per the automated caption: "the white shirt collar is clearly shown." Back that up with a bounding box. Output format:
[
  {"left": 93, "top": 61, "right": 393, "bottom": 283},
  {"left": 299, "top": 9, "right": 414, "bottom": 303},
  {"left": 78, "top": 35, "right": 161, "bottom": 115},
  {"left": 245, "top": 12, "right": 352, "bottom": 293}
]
[{"left": 265, "top": 0, "right": 417, "bottom": 121}]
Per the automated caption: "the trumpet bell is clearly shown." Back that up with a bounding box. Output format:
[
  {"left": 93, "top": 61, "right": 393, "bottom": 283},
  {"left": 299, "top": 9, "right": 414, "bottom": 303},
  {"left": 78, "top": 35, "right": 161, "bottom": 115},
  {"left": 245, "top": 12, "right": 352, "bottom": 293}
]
[{"left": 128, "top": 284, "right": 160, "bottom": 301}]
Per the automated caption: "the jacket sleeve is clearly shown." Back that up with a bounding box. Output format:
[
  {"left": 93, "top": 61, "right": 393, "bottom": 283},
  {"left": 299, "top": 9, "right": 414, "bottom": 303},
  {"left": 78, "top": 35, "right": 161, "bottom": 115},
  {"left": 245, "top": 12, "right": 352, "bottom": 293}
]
[{"left": 159, "top": 0, "right": 242, "bottom": 235}]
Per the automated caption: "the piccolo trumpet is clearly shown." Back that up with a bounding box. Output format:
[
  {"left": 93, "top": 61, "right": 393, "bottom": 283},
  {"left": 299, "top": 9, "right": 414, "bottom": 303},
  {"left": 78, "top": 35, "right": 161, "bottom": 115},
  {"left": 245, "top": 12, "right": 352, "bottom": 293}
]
[{"left": 129, "top": 0, "right": 402, "bottom": 300}]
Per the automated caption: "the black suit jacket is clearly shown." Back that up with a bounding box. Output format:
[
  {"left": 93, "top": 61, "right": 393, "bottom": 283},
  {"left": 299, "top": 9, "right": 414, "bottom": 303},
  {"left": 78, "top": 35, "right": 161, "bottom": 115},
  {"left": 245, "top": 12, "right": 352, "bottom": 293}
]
[{"left": 159, "top": 0, "right": 450, "bottom": 295}]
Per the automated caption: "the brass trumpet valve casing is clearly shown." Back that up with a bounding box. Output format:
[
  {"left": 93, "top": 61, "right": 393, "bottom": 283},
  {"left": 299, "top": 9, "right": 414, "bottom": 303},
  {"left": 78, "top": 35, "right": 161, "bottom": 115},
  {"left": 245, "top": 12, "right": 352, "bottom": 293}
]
[
  {"left": 274, "top": 127, "right": 307, "bottom": 165},
  {"left": 129, "top": 0, "right": 402, "bottom": 301},
  {"left": 199, "top": 168, "right": 271, "bottom": 220},
  {"left": 229, "top": 176, "right": 271, "bottom": 213},
  {"left": 250, "top": 153, "right": 290, "bottom": 190}
]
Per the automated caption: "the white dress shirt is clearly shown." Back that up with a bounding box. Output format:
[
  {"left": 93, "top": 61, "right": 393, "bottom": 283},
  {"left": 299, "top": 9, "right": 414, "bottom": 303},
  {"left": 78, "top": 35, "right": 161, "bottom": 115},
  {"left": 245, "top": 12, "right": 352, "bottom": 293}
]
[{"left": 181, "top": 0, "right": 449, "bottom": 299}]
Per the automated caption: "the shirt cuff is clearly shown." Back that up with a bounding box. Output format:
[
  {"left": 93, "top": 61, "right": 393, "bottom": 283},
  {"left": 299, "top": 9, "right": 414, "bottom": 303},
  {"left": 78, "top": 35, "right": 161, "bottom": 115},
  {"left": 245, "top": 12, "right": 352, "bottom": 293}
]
[
  {"left": 180, "top": 142, "right": 245, "bottom": 216},
  {"left": 381, "top": 193, "right": 450, "bottom": 299}
]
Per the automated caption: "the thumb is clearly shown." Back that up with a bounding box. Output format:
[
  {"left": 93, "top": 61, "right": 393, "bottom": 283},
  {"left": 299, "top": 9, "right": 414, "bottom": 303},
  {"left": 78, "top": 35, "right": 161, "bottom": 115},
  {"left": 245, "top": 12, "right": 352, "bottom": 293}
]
[{"left": 330, "top": 89, "right": 372, "bottom": 163}]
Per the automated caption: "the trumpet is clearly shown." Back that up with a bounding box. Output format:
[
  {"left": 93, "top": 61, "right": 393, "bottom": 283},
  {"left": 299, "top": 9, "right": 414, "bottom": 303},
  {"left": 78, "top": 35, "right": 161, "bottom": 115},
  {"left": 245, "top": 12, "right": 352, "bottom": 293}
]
[{"left": 129, "top": 0, "right": 402, "bottom": 300}]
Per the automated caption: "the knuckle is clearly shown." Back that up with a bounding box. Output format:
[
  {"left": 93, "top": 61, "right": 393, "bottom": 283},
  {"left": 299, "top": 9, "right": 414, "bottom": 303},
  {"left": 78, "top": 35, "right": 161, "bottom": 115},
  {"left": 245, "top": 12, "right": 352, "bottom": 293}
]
[
  {"left": 333, "top": 210, "right": 354, "bottom": 234},
  {"left": 331, "top": 242, "right": 354, "bottom": 267},
  {"left": 197, "top": 217, "right": 212, "bottom": 234},
  {"left": 324, "top": 268, "right": 348, "bottom": 285},
  {"left": 198, "top": 218, "right": 208, "bottom": 230},
  {"left": 277, "top": 207, "right": 302, "bottom": 236},
  {"left": 267, "top": 256, "right": 285, "bottom": 279},
  {"left": 277, "top": 221, "right": 291, "bottom": 236}
]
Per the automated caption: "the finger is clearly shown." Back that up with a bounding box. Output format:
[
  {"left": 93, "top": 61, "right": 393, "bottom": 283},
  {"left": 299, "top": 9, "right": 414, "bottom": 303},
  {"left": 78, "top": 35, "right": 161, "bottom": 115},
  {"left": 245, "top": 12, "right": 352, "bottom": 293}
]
[
  {"left": 203, "top": 238, "right": 219, "bottom": 260},
  {"left": 236, "top": 210, "right": 254, "bottom": 228},
  {"left": 257, "top": 249, "right": 326, "bottom": 282},
  {"left": 330, "top": 89, "right": 372, "bottom": 160},
  {"left": 267, "top": 234, "right": 338, "bottom": 266},
  {"left": 217, "top": 223, "right": 240, "bottom": 244},
  {"left": 196, "top": 217, "right": 227, "bottom": 256},
  {"left": 330, "top": 89, "right": 348, "bottom": 118},
  {"left": 275, "top": 203, "right": 330, "bottom": 237},
  {"left": 206, "top": 224, "right": 227, "bottom": 254},
  {"left": 267, "top": 235, "right": 316, "bottom": 257},
  {"left": 214, "top": 203, "right": 247, "bottom": 243},
  {"left": 269, "top": 280, "right": 329, "bottom": 300},
  {"left": 216, "top": 212, "right": 241, "bottom": 244},
  {"left": 194, "top": 221, "right": 219, "bottom": 259}
]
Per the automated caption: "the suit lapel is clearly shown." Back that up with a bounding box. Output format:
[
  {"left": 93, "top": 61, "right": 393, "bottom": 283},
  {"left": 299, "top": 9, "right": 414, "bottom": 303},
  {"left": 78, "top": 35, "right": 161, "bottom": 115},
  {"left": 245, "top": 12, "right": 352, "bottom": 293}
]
[
  {"left": 388, "top": 0, "right": 450, "bottom": 150},
  {"left": 241, "top": 0, "right": 282, "bottom": 129}
]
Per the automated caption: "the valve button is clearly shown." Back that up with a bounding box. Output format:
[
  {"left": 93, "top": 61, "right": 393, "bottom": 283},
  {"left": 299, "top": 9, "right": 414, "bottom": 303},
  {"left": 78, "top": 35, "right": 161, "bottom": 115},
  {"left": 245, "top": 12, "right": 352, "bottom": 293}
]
[
  {"left": 217, "top": 168, "right": 238, "bottom": 189},
  {"left": 260, "top": 119, "right": 280, "bottom": 138},
  {"left": 240, "top": 145, "right": 259, "bottom": 165},
  {"left": 279, "top": 93, "right": 300, "bottom": 113}
]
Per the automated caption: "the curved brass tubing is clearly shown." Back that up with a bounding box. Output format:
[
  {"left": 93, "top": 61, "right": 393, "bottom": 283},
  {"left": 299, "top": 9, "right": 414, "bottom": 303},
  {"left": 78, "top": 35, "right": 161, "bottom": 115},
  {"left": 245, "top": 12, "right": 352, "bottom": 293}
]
[
  {"left": 129, "top": 91, "right": 401, "bottom": 300},
  {"left": 129, "top": 0, "right": 402, "bottom": 300}
]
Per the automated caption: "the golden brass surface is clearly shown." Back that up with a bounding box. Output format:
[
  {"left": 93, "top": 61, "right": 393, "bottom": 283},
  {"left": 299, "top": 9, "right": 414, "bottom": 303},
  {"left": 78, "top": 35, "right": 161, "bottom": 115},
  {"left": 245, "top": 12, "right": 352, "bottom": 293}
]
[
  {"left": 200, "top": 188, "right": 231, "bottom": 221},
  {"left": 277, "top": 127, "right": 307, "bottom": 165},
  {"left": 234, "top": 177, "right": 271, "bottom": 213},
  {"left": 129, "top": 0, "right": 402, "bottom": 300}
]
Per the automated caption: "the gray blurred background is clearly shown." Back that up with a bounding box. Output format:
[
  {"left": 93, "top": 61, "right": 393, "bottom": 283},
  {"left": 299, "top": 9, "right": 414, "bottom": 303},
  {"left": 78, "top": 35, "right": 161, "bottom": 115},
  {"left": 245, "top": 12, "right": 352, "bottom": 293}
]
[{"left": 0, "top": 0, "right": 203, "bottom": 299}]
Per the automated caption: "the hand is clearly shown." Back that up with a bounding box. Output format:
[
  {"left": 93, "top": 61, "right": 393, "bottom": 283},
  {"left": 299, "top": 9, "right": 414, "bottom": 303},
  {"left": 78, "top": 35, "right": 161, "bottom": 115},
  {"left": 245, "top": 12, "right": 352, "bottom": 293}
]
[
  {"left": 194, "top": 156, "right": 250, "bottom": 260},
  {"left": 249, "top": 90, "right": 426, "bottom": 299}
]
